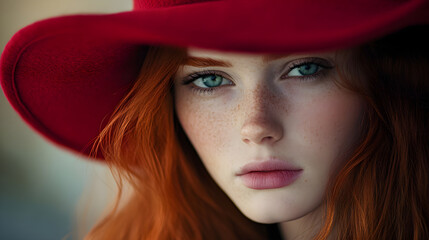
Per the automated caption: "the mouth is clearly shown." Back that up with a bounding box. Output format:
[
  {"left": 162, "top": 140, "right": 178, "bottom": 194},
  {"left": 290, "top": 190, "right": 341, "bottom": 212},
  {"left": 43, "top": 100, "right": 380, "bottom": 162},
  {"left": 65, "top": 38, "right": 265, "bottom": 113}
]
[{"left": 236, "top": 158, "right": 302, "bottom": 190}]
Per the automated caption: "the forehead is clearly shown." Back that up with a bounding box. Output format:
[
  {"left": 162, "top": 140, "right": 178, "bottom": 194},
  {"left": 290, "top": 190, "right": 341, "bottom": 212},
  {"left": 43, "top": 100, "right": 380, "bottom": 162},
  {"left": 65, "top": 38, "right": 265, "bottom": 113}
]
[
  {"left": 186, "top": 47, "right": 345, "bottom": 67},
  {"left": 187, "top": 47, "right": 289, "bottom": 63}
]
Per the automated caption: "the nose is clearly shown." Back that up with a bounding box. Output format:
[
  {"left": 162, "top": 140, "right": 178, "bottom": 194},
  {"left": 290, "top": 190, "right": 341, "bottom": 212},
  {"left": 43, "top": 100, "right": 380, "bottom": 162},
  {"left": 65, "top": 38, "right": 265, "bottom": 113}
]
[{"left": 240, "top": 87, "right": 284, "bottom": 145}]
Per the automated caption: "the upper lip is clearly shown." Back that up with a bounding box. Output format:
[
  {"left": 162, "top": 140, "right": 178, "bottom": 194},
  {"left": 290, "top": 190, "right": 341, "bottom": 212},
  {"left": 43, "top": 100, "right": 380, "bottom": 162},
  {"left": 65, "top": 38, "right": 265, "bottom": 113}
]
[{"left": 235, "top": 157, "right": 302, "bottom": 176}]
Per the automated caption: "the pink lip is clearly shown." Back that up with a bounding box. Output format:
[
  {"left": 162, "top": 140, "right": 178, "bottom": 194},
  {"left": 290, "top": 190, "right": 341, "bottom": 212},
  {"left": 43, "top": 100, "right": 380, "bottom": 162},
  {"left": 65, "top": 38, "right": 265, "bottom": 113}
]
[{"left": 236, "top": 159, "right": 302, "bottom": 190}]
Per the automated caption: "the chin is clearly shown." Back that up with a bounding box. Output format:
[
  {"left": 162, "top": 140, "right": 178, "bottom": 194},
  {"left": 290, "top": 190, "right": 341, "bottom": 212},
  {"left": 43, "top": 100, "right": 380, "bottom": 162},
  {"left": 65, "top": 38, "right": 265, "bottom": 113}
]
[
  {"left": 235, "top": 202, "right": 308, "bottom": 224},
  {"left": 241, "top": 210, "right": 306, "bottom": 224}
]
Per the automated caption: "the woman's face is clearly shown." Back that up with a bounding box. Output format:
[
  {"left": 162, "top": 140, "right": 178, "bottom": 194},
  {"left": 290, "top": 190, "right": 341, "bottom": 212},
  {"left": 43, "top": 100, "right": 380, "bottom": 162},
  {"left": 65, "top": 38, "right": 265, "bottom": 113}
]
[{"left": 173, "top": 48, "right": 365, "bottom": 224}]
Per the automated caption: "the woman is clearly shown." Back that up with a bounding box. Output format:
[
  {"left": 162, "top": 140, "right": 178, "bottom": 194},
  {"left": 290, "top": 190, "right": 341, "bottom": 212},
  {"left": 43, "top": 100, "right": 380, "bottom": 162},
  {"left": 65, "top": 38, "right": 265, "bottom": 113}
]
[{"left": 1, "top": 0, "right": 428, "bottom": 239}]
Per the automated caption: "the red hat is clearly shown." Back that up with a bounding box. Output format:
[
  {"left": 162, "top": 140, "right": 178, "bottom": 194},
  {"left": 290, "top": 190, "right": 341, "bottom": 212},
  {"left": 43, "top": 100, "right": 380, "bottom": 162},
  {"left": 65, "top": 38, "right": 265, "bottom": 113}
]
[{"left": 1, "top": 0, "right": 428, "bottom": 159}]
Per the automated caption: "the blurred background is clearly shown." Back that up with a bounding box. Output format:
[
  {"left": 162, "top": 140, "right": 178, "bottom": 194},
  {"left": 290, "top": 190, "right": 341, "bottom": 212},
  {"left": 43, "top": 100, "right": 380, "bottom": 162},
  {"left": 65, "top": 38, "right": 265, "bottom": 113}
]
[{"left": 0, "top": 1, "right": 133, "bottom": 239}]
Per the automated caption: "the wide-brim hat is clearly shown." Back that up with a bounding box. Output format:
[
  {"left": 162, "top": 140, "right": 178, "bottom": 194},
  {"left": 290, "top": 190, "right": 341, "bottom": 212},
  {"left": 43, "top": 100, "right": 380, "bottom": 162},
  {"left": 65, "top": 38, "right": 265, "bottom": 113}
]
[{"left": 1, "top": 0, "right": 428, "bottom": 159}]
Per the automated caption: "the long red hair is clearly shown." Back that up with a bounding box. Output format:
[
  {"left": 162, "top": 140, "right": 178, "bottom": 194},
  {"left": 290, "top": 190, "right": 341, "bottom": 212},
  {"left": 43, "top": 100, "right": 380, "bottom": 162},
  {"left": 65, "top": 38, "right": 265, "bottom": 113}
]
[
  {"left": 316, "top": 25, "right": 429, "bottom": 239},
  {"left": 85, "top": 26, "right": 429, "bottom": 239},
  {"left": 85, "top": 46, "right": 273, "bottom": 239}
]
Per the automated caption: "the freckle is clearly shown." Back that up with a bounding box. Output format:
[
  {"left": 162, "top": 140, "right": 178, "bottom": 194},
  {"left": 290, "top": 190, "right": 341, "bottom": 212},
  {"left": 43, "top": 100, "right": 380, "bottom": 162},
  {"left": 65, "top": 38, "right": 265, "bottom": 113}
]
[{"left": 254, "top": 85, "right": 286, "bottom": 113}]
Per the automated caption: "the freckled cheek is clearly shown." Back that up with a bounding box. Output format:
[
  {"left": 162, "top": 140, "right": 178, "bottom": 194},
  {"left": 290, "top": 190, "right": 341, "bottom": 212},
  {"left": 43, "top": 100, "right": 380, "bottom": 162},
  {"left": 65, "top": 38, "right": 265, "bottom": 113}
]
[{"left": 175, "top": 95, "right": 234, "bottom": 161}]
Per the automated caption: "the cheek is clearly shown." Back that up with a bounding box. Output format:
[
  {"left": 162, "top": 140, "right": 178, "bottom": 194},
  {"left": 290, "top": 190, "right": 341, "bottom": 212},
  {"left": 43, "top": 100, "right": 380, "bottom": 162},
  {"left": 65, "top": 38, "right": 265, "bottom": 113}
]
[
  {"left": 291, "top": 87, "right": 364, "bottom": 169},
  {"left": 174, "top": 90, "right": 232, "bottom": 162}
]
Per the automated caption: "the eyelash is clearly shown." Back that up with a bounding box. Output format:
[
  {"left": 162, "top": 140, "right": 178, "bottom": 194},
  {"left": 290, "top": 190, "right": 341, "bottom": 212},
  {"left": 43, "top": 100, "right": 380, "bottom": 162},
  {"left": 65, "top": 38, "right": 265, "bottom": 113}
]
[
  {"left": 182, "top": 70, "right": 232, "bottom": 95},
  {"left": 181, "top": 58, "right": 333, "bottom": 96},
  {"left": 285, "top": 58, "right": 332, "bottom": 80}
]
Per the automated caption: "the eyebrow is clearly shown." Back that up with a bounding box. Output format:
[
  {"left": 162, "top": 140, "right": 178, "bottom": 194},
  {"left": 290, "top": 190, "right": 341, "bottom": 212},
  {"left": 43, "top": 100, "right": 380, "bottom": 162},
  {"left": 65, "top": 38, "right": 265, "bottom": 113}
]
[
  {"left": 184, "top": 54, "right": 290, "bottom": 67},
  {"left": 263, "top": 54, "right": 290, "bottom": 62},
  {"left": 185, "top": 56, "right": 232, "bottom": 67}
]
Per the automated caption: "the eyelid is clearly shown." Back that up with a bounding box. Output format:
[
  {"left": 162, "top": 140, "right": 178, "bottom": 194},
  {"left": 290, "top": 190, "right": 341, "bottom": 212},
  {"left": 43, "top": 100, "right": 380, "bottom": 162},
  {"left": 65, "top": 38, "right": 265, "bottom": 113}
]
[
  {"left": 282, "top": 57, "right": 334, "bottom": 73},
  {"left": 280, "top": 57, "right": 335, "bottom": 79},
  {"left": 181, "top": 70, "right": 234, "bottom": 85}
]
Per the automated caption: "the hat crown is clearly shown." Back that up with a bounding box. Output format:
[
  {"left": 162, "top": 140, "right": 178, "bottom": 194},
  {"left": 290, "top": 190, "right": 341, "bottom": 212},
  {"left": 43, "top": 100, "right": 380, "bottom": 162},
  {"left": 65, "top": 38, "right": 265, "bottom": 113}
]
[{"left": 133, "top": 0, "right": 213, "bottom": 9}]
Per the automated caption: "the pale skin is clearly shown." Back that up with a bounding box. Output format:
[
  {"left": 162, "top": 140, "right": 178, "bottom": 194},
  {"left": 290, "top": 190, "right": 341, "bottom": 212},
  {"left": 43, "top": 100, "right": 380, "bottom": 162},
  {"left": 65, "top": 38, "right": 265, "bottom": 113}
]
[{"left": 173, "top": 48, "right": 365, "bottom": 240}]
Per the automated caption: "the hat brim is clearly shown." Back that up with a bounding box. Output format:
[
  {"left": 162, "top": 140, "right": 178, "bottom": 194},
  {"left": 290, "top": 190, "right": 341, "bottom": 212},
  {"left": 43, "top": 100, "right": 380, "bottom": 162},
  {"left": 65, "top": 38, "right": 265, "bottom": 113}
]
[{"left": 1, "top": 0, "right": 428, "bottom": 159}]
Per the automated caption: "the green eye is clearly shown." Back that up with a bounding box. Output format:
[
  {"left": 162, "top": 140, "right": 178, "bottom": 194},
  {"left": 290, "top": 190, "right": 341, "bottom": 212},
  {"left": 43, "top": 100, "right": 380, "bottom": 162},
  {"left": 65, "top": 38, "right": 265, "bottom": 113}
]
[
  {"left": 201, "top": 75, "right": 223, "bottom": 87},
  {"left": 288, "top": 63, "right": 320, "bottom": 77},
  {"left": 193, "top": 74, "right": 231, "bottom": 88}
]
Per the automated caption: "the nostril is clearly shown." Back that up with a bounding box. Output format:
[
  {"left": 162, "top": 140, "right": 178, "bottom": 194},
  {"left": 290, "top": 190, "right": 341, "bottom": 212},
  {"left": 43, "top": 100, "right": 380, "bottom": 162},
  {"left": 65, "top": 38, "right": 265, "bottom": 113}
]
[{"left": 261, "top": 136, "right": 274, "bottom": 143}]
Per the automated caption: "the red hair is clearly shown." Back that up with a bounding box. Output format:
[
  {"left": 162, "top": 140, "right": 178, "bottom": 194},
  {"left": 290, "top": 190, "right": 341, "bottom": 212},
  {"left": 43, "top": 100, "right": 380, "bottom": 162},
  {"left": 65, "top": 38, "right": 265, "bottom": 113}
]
[
  {"left": 85, "top": 26, "right": 429, "bottom": 239},
  {"left": 316, "top": 25, "right": 429, "bottom": 239},
  {"left": 86, "top": 46, "right": 273, "bottom": 239}
]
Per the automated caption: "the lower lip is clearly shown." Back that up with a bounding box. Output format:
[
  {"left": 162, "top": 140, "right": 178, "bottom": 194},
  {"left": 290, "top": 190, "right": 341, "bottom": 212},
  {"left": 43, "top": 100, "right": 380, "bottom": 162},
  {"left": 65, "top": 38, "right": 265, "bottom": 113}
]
[{"left": 239, "top": 170, "right": 302, "bottom": 189}]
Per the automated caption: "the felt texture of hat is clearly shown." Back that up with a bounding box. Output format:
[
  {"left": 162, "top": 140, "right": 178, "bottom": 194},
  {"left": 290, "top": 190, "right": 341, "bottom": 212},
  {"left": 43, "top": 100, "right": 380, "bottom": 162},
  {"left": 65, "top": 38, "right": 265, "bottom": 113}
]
[{"left": 1, "top": 0, "right": 429, "bottom": 159}]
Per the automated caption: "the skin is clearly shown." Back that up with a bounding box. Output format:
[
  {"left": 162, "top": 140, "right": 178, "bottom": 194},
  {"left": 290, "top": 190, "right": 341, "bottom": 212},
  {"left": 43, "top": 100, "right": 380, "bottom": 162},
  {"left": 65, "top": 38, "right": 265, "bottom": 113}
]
[{"left": 173, "top": 48, "right": 365, "bottom": 239}]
